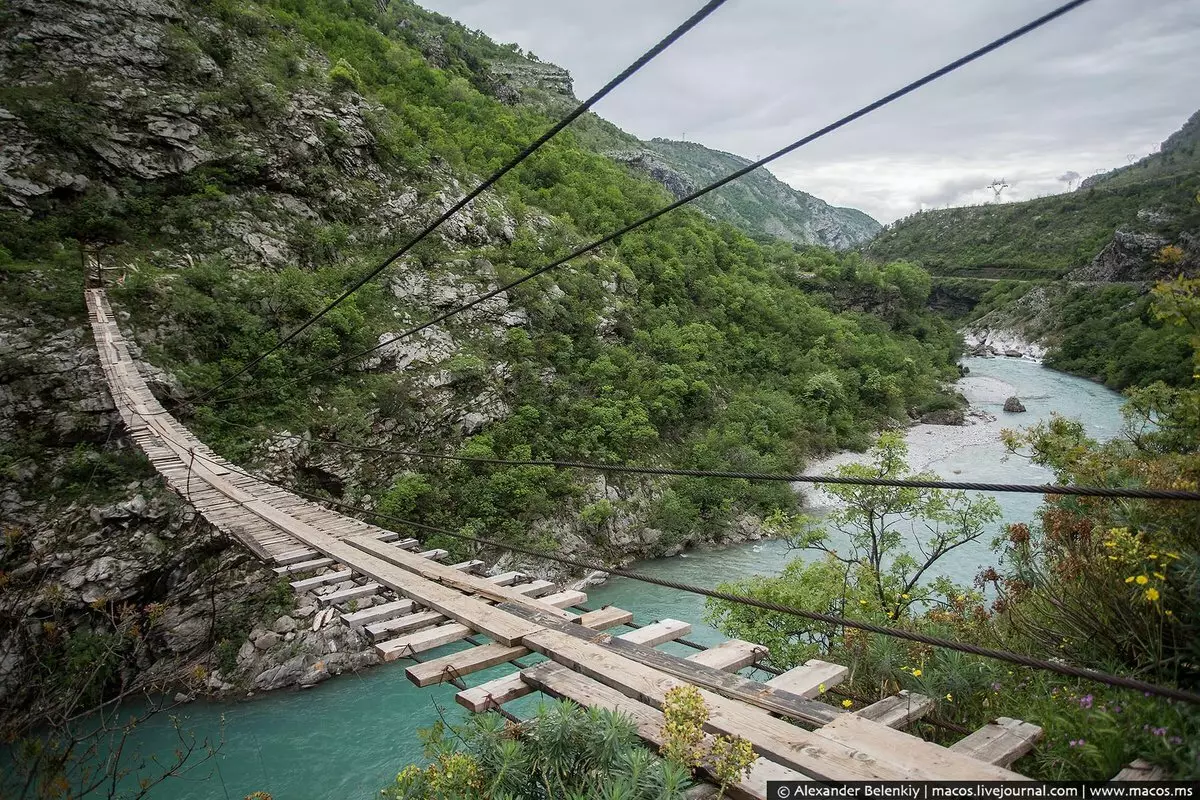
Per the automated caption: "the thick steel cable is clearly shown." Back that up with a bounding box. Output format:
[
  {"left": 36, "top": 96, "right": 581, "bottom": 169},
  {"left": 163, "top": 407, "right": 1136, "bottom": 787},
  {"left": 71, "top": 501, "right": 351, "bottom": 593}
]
[
  {"left": 209, "top": 0, "right": 1096, "bottom": 409},
  {"left": 211, "top": 423, "right": 1200, "bottom": 501},
  {"left": 197, "top": 0, "right": 730, "bottom": 402},
  {"left": 141, "top": 425, "right": 1200, "bottom": 705}
]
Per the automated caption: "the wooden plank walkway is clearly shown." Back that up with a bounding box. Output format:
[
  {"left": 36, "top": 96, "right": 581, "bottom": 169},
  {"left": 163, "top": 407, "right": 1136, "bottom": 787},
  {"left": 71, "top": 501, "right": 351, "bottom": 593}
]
[{"left": 85, "top": 288, "right": 1043, "bottom": 792}]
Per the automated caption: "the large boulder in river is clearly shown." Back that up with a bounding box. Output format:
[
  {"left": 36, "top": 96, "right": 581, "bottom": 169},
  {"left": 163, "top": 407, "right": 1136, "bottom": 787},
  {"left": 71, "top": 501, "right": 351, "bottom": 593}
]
[{"left": 1003, "top": 396, "right": 1027, "bottom": 413}]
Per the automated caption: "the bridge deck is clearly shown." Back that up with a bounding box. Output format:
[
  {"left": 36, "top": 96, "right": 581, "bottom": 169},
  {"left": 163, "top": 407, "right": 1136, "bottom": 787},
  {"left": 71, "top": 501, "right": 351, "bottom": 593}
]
[{"left": 86, "top": 288, "right": 1036, "bottom": 793}]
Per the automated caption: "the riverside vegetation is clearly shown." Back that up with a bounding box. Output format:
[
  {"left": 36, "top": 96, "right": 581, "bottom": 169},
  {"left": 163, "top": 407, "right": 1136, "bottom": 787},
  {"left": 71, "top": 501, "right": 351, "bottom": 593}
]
[{"left": 706, "top": 278, "right": 1200, "bottom": 780}]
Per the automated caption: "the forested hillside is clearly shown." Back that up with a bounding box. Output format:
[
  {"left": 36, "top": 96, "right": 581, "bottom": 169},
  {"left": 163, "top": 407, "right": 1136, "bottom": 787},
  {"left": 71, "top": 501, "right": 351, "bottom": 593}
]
[
  {"left": 0, "top": 0, "right": 971, "bottom": 716},
  {"left": 868, "top": 109, "right": 1200, "bottom": 278}
]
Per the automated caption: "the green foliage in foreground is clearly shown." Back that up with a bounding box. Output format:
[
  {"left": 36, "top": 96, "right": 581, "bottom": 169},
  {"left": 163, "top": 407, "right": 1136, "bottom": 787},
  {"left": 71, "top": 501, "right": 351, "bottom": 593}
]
[{"left": 384, "top": 702, "right": 693, "bottom": 800}]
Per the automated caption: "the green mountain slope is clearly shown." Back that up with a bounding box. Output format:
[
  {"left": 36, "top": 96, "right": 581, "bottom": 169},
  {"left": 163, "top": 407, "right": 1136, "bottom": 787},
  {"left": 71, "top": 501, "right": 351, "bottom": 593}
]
[
  {"left": 611, "top": 138, "right": 881, "bottom": 249},
  {"left": 868, "top": 110, "right": 1200, "bottom": 278}
]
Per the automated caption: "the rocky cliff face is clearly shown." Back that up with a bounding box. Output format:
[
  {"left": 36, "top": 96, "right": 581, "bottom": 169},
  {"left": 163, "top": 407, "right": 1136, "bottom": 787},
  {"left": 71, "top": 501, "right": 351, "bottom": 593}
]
[{"left": 611, "top": 139, "right": 881, "bottom": 249}]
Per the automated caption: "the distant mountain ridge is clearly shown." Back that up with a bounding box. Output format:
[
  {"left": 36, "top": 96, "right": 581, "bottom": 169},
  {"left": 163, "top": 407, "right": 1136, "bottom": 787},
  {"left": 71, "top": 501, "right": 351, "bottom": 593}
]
[
  {"left": 472, "top": 47, "right": 880, "bottom": 249},
  {"left": 611, "top": 139, "right": 881, "bottom": 249}
]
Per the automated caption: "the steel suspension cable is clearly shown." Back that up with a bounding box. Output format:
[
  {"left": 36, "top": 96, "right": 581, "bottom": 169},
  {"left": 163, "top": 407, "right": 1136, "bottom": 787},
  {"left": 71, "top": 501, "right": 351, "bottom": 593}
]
[
  {"left": 196, "top": 0, "right": 731, "bottom": 402},
  {"left": 209, "top": 0, "right": 1096, "bottom": 409},
  {"left": 185, "top": 414, "right": 1200, "bottom": 501},
  {"left": 150, "top": 430, "right": 1200, "bottom": 706}
]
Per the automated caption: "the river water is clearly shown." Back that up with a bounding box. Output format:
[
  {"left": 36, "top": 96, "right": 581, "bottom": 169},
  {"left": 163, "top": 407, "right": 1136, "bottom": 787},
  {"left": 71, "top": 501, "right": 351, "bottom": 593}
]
[{"left": 84, "top": 357, "right": 1129, "bottom": 799}]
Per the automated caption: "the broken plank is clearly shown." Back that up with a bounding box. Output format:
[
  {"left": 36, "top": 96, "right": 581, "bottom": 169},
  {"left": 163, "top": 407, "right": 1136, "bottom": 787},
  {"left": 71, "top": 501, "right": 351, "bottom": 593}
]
[
  {"left": 577, "top": 606, "right": 633, "bottom": 630},
  {"left": 949, "top": 717, "right": 1043, "bottom": 768},
  {"left": 765, "top": 659, "right": 848, "bottom": 698},
  {"left": 1112, "top": 759, "right": 1169, "bottom": 781},
  {"left": 855, "top": 691, "right": 934, "bottom": 729},
  {"left": 618, "top": 619, "right": 691, "bottom": 647},
  {"left": 456, "top": 674, "right": 533, "bottom": 713},
  {"left": 376, "top": 623, "right": 473, "bottom": 661},
  {"left": 686, "top": 639, "right": 768, "bottom": 672},
  {"left": 290, "top": 569, "right": 353, "bottom": 591}
]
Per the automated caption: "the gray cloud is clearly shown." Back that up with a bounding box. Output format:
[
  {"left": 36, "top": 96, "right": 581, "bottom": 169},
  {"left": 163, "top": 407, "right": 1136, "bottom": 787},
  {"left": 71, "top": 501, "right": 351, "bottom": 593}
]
[{"left": 420, "top": 0, "right": 1200, "bottom": 223}]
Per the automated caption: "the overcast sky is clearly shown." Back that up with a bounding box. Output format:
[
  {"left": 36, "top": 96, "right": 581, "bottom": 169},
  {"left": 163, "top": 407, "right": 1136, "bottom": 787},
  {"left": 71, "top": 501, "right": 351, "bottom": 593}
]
[{"left": 419, "top": 0, "right": 1200, "bottom": 223}]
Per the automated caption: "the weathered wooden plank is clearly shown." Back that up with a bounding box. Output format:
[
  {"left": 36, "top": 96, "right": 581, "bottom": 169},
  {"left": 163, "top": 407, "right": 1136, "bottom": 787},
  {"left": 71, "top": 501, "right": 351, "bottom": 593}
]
[
  {"left": 487, "top": 571, "right": 525, "bottom": 586},
  {"left": 290, "top": 569, "right": 354, "bottom": 591},
  {"left": 406, "top": 643, "right": 528, "bottom": 687},
  {"left": 686, "top": 639, "right": 768, "bottom": 672},
  {"left": 765, "top": 659, "right": 848, "bottom": 699},
  {"left": 577, "top": 606, "right": 633, "bottom": 630},
  {"left": 540, "top": 590, "right": 588, "bottom": 610},
  {"left": 456, "top": 674, "right": 533, "bottom": 713},
  {"left": 376, "top": 623, "right": 473, "bottom": 661},
  {"left": 341, "top": 599, "right": 417, "bottom": 626},
  {"left": 500, "top": 604, "right": 841, "bottom": 726},
  {"left": 511, "top": 580, "right": 555, "bottom": 598},
  {"left": 415, "top": 548, "right": 448, "bottom": 561},
  {"left": 1112, "top": 759, "right": 1169, "bottom": 781},
  {"left": 319, "top": 582, "right": 382, "bottom": 606},
  {"left": 448, "top": 559, "right": 485, "bottom": 574},
  {"left": 273, "top": 557, "right": 336, "bottom": 575},
  {"left": 618, "top": 619, "right": 691, "bottom": 647},
  {"left": 366, "top": 610, "right": 445, "bottom": 641},
  {"left": 855, "top": 691, "right": 934, "bottom": 729},
  {"left": 522, "top": 661, "right": 811, "bottom": 800},
  {"left": 274, "top": 548, "right": 320, "bottom": 565},
  {"left": 949, "top": 717, "right": 1043, "bottom": 768}
]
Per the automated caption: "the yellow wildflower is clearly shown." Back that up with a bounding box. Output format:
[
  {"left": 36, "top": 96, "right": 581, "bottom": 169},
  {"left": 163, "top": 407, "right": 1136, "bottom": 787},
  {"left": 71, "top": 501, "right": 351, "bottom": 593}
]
[
  {"left": 945, "top": 693, "right": 953, "bottom": 702},
  {"left": 1148, "top": 554, "right": 1157, "bottom": 560},
  {"left": 1125, "top": 576, "right": 1136, "bottom": 584},
  {"left": 1135, "top": 575, "right": 1149, "bottom": 585},
  {"left": 841, "top": 699, "right": 853, "bottom": 708},
  {"left": 1107, "top": 556, "right": 1118, "bottom": 561},
  {"left": 1153, "top": 572, "right": 1165, "bottom": 580},
  {"left": 859, "top": 599, "right": 867, "bottom": 605},
  {"left": 818, "top": 683, "right": 826, "bottom": 694},
  {"left": 1104, "top": 541, "right": 1116, "bottom": 547},
  {"left": 912, "top": 669, "right": 922, "bottom": 677},
  {"left": 1145, "top": 588, "right": 1160, "bottom": 602},
  {"left": 901, "top": 593, "right": 910, "bottom": 600}
]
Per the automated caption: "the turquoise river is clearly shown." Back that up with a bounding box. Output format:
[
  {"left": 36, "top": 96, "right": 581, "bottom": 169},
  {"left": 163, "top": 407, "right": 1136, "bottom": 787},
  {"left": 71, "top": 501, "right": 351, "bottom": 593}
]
[{"left": 71, "top": 357, "right": 1132, "bottom": 798}]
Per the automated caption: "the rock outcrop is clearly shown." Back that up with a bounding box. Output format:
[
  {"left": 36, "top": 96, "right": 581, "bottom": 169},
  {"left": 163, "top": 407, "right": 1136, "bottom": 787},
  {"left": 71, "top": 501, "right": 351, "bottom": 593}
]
[{"left": 1003, "top": 396, "right": 1027, "bottom": 413}]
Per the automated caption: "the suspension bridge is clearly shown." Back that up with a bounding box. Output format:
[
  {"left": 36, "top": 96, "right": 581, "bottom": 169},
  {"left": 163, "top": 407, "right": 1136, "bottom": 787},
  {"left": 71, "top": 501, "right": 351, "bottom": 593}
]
[{"left": 85, "top": 286, "right": 1076, "bottom": 794}]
